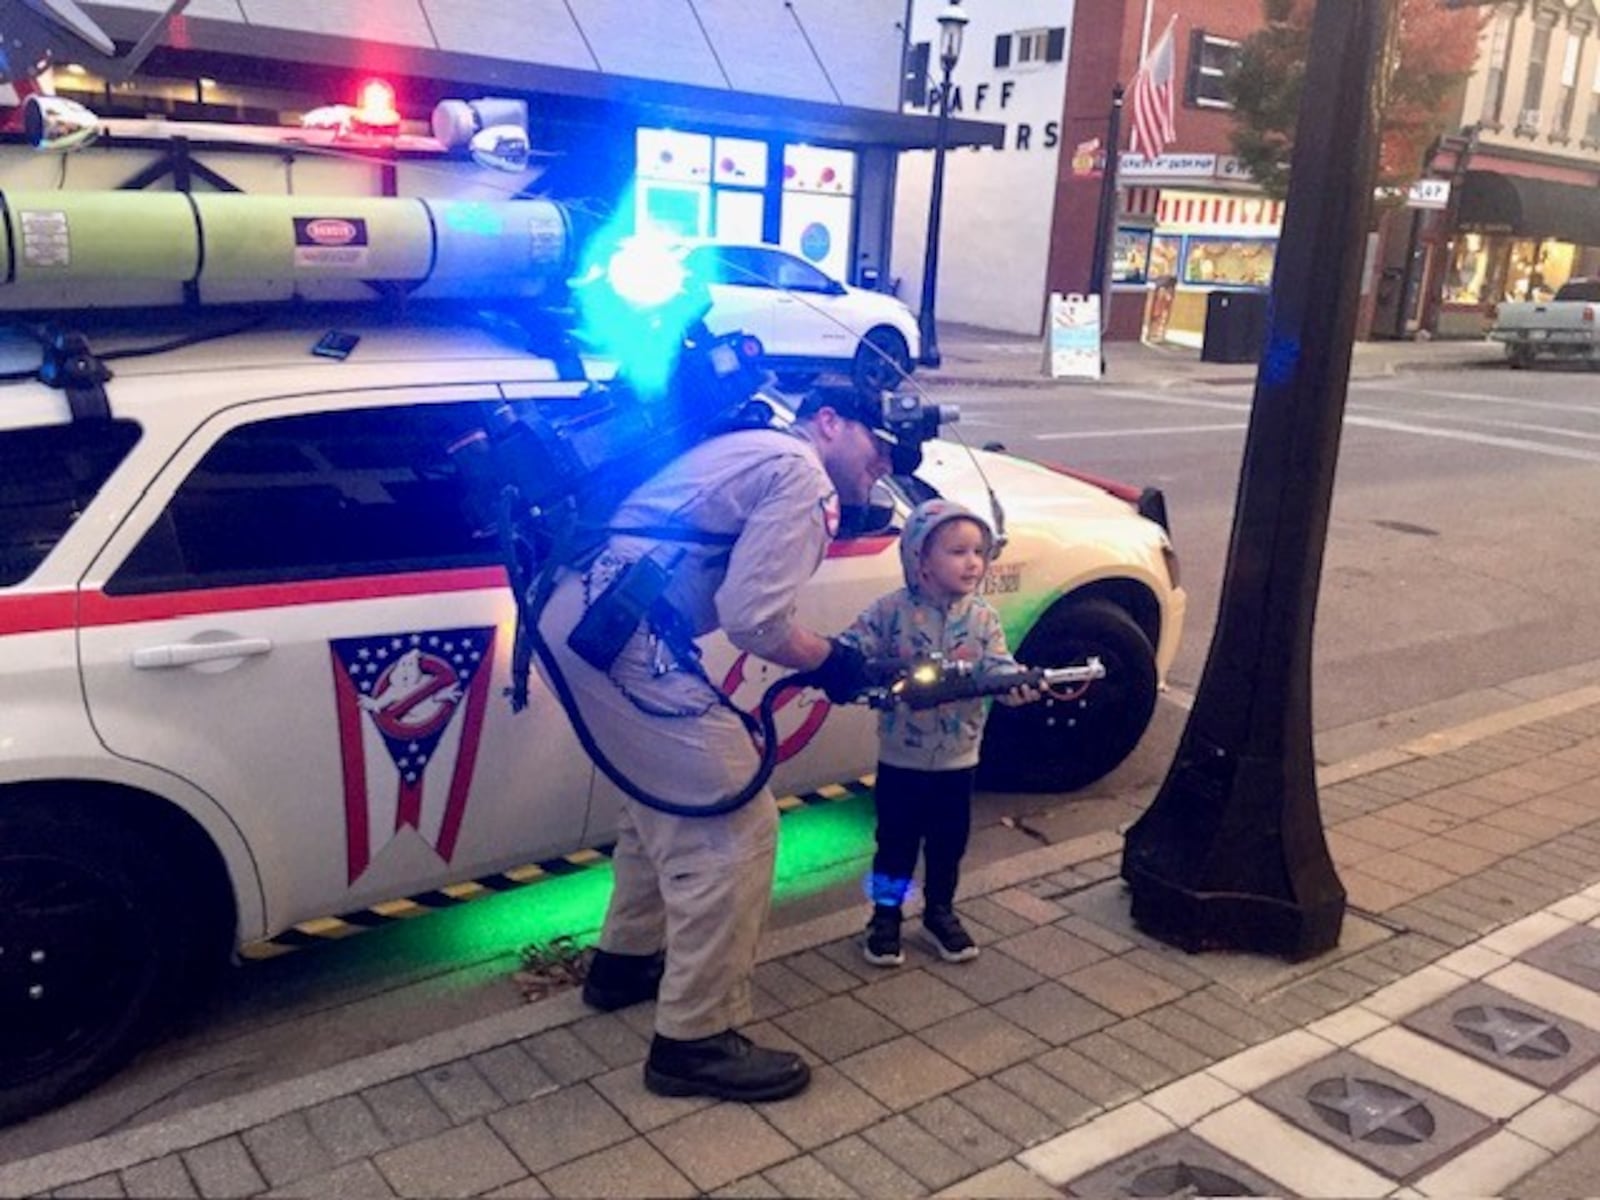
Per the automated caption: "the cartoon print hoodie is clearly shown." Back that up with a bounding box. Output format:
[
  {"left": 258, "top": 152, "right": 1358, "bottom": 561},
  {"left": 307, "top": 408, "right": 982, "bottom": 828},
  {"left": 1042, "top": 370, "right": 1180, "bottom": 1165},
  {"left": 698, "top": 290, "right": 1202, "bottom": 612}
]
[{"left": 839, "top": 499, "right": 1020, "bottom": 771}]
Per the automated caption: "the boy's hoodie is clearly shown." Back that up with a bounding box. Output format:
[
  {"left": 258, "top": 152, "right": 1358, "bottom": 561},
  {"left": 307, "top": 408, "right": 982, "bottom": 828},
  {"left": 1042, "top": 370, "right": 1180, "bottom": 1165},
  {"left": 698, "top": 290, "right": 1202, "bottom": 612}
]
[{"left": 839, "top": 499, "right": 1019, "bottom": 770}]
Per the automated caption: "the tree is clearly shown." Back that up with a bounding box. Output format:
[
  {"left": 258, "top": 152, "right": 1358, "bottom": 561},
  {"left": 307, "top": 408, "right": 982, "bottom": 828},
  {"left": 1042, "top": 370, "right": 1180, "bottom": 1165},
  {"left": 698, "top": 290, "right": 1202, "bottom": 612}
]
[{"left": 1226, "top": 0, "right": 1484, "bottom": 199}]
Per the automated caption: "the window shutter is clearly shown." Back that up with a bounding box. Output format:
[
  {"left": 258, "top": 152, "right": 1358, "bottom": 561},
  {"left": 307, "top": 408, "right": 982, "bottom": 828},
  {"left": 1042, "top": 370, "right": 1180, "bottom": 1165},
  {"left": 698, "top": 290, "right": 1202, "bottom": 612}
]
[
  {"left": 1186, "top": 29, "right": 1206, "bottom": 105},
  {"left": 903, "top": 41, "right": 931, "bottom": 106},
  {"left": 1046, "top": 27, "right": 1065, "bottom": 62},
  {"left": 995, "top": 34, "right": 1012, "bottom": 68}
]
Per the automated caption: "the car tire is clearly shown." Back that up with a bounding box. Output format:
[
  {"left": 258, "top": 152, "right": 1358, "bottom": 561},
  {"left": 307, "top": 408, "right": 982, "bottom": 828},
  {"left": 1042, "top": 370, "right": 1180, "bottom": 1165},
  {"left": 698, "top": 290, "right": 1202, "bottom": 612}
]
[
  {"left": 0, "top": 798, "right": 194, "bottom": 1126},
  {"left": 853, "top": 328, "right": 912, "bottom": 394},
  {"left": 978, "top": 598, "right": 1159, "bottom": 793},
  {"left": 1508, "top": 346, "right": 1533, "bottom": 370}
]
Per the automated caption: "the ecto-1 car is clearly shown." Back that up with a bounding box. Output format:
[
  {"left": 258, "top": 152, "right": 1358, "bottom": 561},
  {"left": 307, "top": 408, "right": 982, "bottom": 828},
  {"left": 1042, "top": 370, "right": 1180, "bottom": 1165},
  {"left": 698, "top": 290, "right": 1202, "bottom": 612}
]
[{"left": 0, "top": 311, "right": 1184, "bottom": 1123}]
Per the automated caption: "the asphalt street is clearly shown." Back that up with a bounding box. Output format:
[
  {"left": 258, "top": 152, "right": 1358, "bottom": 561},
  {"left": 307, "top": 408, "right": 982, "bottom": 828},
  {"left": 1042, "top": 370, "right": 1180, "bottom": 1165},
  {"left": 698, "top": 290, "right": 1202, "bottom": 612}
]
[{"left": 950, "top": 365, "right": 1600, "bottom": 755}]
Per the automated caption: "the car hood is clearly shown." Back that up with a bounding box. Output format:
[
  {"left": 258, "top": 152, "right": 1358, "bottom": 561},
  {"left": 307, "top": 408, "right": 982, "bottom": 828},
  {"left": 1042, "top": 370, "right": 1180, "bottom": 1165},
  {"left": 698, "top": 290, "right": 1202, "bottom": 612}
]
[{"left": 917, "top": 440, "right": 1153, "bottom": 528}]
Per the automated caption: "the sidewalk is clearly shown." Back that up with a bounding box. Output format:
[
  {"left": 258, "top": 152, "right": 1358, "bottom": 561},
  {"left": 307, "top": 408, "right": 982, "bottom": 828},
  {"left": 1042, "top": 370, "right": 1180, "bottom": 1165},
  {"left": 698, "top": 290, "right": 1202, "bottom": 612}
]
[
  {"left": 920, "top": 324, "right": 1508, "bottom": 391},
  {"left": 8, "top": 686, "right": 1600, "bottom": 1196}
]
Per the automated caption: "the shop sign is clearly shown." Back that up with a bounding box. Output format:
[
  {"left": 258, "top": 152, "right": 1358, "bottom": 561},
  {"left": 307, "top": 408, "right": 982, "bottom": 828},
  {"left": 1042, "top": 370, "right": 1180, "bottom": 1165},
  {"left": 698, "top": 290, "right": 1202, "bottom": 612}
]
[
  {"left": 1406, "top": 179, "right": 1452, "bottom": 210},
  {"left": 1120, "top": 152, "right": 1219, "bottom": 179},
  {"left": 1071, "top": 138, "right": 1103, "bottom": 178}
]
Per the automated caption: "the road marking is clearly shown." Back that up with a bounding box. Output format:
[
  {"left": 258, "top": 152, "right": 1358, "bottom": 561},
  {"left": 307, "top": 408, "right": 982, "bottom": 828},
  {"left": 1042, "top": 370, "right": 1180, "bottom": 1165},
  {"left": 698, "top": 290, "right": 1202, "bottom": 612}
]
[
  {"left": 1037, "top": 422, "right": 1249, "bottom": 441},
  {"left": 1357, "top": 382, "right": 1600, "bottom": 417},
  {"left": 1348, "top": 404, "right": 1600, "bottom": 444},
  {"left": 1102, "top": 388, "right": 1600, "bottom": 464}
]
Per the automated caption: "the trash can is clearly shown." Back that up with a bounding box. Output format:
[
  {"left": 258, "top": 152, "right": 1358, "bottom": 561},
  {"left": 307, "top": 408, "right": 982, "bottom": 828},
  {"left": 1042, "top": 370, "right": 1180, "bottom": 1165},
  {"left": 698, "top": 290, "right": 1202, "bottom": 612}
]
[{"left": 1200, "top": 290, "right": 1269, "bottom": 364}]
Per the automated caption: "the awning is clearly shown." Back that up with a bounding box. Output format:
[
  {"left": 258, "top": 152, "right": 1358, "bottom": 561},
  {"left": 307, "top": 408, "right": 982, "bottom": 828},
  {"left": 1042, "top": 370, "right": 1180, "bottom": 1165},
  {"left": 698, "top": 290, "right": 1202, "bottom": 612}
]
[
  {"left": 1457, "top": 170, "right": 1600, "bottom": 246},
  {"left": 83, "top": 4, "right": 1006, "bottom": 152}
]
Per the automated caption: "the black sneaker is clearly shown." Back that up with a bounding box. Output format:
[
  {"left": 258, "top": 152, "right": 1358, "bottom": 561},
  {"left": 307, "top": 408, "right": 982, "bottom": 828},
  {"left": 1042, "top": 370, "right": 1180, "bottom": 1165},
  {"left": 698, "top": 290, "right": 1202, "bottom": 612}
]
[
  {"left": 645, "top": 1030, "right": 811, "bottom": 1102},
  {"left": 581, "top": 948, "right": 665, "bottom": 1011},
  {"left": 922, "top": 906, "right": 979, "bottom": 963},
  {"left": 863, "top": 905, "right": 904, "bottom": 967}
]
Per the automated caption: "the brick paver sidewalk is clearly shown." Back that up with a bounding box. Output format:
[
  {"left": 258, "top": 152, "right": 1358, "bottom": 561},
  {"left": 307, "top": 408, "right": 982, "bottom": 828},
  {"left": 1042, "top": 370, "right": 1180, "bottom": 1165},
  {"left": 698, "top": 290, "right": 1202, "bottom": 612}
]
[{"left": 6, "top": 689, "right": 1600, "bottom": 1198}]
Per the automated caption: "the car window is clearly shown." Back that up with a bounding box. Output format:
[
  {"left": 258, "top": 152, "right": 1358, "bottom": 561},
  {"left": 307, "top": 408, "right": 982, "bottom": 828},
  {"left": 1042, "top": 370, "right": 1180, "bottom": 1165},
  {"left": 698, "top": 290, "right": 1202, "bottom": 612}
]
[
  {"left": 0, "top": 419, "right": 141, "bottom": 587},
  {"left": 767, "top": 253, "right": 835, "bottom": 293},
  {"left": 691, "top": 246, "right": 772, "bottom": 289},
  {"left": 109, "top": 403, "right": 500, "bottom": 594},
  {"left": 1554, "top": 279, "right": 1600, "bottom": 303}
]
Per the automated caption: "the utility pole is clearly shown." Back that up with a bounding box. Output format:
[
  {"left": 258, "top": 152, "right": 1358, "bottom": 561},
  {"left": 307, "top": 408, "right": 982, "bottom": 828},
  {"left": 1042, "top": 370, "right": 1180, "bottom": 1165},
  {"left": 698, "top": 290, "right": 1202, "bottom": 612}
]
[{"left": 1121, "top": 0, "right": 1396, "bottom": 960}]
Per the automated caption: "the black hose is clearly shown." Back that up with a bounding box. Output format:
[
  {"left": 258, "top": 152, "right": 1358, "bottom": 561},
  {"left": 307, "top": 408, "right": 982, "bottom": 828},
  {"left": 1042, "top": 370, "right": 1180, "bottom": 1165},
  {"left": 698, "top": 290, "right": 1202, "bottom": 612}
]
[{"left": 522, "top": 571, "right": 807, "bottom": 819}]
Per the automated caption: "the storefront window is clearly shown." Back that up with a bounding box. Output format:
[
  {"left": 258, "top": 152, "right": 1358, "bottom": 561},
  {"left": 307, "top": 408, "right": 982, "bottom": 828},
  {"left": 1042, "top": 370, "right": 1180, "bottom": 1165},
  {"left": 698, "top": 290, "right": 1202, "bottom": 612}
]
[
  {"left": 781, "top": 145, "right": 857, "bottom": 281},
  {"left": 635, "top": 129, "right": 771, "bottom": 241},
  {"left": 1114, "top": 227, "right": 1154, "bottom": 283},
  {"left": 1504, "top": 239, "right": 1544, "bottom": 302},
  {"left": 1149, "top": 234, "right": 1182, "bottom": 282},
  {"left": 1443, "top": 233, "right": 1491, "bottom": 304},
  {"left": 1181, "top": 236, "right": 1276, "bottom": 287}
]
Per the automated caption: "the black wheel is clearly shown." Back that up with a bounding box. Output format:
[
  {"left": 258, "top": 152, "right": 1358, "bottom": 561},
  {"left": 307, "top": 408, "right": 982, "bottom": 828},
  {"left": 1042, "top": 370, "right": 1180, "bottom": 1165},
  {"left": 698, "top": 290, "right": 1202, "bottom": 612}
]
[
  {"left": 1508, "top": 346, "right": 1533, "bottom": 370},
  {"left": 0, "top": 800, "right": 190, "bottom": 1125},
  {"left": 853, "top": 328, "right": 912, "bottom": 394},
  {"left": 979, "top": 598, "right": 1159, "bottom": 793}
]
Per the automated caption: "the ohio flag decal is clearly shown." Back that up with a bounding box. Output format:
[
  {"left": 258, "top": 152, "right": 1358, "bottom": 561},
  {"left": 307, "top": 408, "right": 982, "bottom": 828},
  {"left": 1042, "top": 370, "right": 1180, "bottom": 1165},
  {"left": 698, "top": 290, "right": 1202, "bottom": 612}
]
[{"left": 329, "top": 627, "right": 496, "bottom": 884}]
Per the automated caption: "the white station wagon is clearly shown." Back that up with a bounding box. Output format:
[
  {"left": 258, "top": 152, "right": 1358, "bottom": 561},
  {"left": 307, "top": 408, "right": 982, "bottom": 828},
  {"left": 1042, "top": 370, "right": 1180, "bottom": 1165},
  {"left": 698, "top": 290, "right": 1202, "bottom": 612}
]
[{"left": 0, "top": 312, "right": 1185, "bottom": 1123}]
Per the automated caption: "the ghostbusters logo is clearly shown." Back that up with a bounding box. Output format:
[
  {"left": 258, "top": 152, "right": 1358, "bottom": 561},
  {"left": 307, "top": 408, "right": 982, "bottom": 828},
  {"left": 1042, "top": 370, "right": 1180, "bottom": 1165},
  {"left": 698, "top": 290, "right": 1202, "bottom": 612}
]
[
  {"left": 721, "top": 652, "right": 830, "bottom": 762},
  {"left": 359, "top": 648, "right": 465, "bottom": 739}
]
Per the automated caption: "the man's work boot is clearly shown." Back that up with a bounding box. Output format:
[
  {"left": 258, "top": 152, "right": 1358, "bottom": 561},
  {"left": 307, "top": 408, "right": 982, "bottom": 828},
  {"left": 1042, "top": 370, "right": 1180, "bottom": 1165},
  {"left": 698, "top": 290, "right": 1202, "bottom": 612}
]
[
  {"left": 581, "top": 948, "right": 665, "bottom": 1011},
  {"left": 644, "top": 1030, "right": 811, "bottom": 1102}
]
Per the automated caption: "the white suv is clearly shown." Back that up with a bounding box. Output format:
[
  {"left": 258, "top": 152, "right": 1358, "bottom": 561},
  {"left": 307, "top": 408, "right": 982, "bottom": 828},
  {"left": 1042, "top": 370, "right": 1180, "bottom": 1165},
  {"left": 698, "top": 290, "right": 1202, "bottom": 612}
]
[
  {"left": 682, "top": 242, "right": 923, "bottom": 393},
  {"left": 0, "top": 312, "right": 1183, "bottom": 1123}
]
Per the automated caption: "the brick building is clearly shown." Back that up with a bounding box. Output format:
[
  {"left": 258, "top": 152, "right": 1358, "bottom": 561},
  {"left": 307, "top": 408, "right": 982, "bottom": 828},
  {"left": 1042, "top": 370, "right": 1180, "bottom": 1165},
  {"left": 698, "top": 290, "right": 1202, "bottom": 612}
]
[{"left": 894, "top": 0, "right": 1280, "bottom": 343}]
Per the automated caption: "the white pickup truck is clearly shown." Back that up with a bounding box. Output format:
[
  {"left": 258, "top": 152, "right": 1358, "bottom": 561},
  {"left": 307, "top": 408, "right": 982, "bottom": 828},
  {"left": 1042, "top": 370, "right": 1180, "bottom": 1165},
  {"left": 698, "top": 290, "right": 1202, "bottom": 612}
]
[{"left": 1490, "top": 278, "right": 1600, "bottom": 369}]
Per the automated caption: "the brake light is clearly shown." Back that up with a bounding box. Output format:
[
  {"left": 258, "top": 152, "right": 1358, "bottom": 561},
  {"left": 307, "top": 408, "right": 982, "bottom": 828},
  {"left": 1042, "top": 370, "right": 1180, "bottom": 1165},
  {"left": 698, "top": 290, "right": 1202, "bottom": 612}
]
[{"left": 1585, "top": 305, "right": 1595, "bottom": 324}]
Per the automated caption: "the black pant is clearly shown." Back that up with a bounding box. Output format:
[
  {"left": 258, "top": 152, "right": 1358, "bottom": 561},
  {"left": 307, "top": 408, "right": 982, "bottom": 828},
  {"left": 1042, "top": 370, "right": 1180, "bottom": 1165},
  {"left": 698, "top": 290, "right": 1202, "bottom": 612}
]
[{"left": 869, "top": 762, "right": 975, "bottom": 910}]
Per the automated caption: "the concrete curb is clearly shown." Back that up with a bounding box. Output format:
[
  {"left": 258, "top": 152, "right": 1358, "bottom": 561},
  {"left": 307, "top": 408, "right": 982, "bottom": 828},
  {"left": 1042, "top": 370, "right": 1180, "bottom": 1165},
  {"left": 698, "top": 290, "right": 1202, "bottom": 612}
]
[{"left": 1, "top": 683, "right": 1591, "bottom": 1195}]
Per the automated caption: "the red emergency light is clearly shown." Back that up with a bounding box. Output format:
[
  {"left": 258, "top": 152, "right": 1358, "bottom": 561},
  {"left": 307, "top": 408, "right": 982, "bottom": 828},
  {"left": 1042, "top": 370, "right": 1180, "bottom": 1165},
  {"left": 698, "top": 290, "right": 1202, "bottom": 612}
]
[{"left": 352, "top": 78, "right": 400, "bottom": 131}]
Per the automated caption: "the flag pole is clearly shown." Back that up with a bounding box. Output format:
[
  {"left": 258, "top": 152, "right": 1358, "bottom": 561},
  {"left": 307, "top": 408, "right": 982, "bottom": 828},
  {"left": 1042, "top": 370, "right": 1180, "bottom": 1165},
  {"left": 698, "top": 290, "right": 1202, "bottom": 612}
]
[{"left": 1139, "top": 0, "right": 1156, "bottom": 63}]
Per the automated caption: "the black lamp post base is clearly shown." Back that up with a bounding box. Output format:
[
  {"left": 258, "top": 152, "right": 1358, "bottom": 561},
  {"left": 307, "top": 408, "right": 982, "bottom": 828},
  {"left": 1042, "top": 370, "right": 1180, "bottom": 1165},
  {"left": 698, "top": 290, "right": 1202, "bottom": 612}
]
[
  {"left": 1122, "top": 747, "right": 1347, "bottom": 962},
  {"left": 1124, "top": 864, "right": 1345, "bottom": 962}
]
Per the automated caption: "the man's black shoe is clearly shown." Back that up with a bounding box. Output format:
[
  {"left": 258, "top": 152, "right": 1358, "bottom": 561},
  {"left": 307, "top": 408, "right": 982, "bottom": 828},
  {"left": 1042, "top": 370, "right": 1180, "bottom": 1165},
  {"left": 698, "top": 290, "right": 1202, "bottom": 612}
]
[
  {"left": 581, "top": 948, "right": 665, "bottom": 1011},
  {"left": 644, "top": 1030, "right": 811, "bottom": 1102}
]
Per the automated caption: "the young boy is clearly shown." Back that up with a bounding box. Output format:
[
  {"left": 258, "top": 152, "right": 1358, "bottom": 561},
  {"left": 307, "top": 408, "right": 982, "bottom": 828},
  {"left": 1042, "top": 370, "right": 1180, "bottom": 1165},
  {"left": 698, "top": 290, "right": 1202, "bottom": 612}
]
[{"left": 838, "top": 498, "right": 1036, "bottom": 965}]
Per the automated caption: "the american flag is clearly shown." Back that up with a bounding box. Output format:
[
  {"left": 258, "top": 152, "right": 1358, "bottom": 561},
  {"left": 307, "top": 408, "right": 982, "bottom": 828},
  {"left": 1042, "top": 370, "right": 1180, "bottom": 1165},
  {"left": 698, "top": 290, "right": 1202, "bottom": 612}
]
[
  {"left": 329, "top": 626, "right": 496, "bottom": 884},
  {"left": 1129, "top": 18, "right": 1178, "bottom": 164}
]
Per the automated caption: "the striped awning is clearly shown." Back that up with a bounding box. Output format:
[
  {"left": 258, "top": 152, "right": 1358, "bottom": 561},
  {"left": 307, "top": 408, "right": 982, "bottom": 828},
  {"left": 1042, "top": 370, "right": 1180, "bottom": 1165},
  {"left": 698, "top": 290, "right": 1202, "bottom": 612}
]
[{"left": 1156, "top": 190, "right": 1284, "bottom": 232}]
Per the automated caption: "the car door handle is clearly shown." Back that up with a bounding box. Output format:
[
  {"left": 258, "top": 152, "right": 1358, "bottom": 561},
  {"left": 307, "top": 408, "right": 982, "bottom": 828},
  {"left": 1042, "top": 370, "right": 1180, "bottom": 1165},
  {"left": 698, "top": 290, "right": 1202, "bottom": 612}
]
[{"left": 132, "top": 638, "right": 274, "bottom": 669}]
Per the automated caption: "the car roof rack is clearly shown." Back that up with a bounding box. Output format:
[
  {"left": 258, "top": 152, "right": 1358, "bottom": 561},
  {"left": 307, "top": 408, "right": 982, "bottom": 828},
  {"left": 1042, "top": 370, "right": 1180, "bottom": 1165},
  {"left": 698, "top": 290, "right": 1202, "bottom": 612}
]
[{"left": 35, "top": 325, "right": 111, "bottom": 421}]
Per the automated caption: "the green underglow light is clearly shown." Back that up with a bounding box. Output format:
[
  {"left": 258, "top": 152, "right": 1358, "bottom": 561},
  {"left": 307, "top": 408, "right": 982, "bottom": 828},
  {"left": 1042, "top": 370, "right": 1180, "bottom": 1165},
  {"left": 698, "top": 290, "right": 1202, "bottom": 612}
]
[{"left": 393, "top": 790, "right": 879, "bottom": 963}]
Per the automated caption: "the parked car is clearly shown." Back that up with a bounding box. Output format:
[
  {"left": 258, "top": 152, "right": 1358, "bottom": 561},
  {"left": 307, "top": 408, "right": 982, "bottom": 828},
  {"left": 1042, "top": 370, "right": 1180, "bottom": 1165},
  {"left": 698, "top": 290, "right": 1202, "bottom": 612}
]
[
  {"left": 679, "top": 241, "right": 923, "bottom": 393},
  {"left": 1489, "top": 278, "right": 1600, "bottom": 369},
  {"left": 0, "top": 311, "right": 1184, "bottom": 1122}
]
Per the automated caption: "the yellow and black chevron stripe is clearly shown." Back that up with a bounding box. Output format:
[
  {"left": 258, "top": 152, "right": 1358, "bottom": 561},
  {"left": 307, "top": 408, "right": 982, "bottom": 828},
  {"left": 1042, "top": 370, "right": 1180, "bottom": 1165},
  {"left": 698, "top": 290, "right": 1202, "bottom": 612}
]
[{"left": 240, "top": 776, "right": 874, "bottom": 960}]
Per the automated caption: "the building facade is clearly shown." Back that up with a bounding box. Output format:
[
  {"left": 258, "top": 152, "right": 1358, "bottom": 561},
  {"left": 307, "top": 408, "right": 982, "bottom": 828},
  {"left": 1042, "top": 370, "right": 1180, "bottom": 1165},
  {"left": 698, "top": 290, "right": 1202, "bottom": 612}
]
[
  {"left": 893, "top": 0, "right": 1279, "bottom": 342},
  {"left": 1407, "top": 0, "right": 1600, "bottom": 338}
]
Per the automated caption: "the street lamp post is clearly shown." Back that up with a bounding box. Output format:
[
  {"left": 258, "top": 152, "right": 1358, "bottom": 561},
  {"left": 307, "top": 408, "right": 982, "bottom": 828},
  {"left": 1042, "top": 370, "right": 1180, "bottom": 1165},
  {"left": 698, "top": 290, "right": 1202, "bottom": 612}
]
[{"left": 917, "top": 0, "right": 969, "bottom": 370}]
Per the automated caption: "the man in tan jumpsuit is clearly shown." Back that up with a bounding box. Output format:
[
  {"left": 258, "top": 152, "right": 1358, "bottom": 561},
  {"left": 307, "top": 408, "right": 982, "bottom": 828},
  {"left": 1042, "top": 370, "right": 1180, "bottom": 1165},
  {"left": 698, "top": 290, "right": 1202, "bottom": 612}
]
[{"left": 537, "top": 385, "right": 891, "bottom": 1102}]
